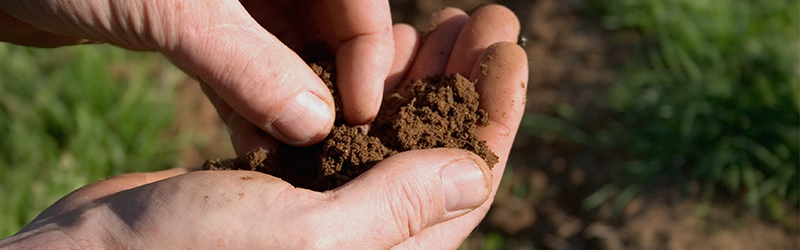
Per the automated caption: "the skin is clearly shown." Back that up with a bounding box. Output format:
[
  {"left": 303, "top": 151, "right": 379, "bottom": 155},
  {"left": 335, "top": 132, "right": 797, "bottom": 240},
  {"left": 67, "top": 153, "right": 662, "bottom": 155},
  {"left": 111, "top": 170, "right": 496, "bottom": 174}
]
[
  {"left": 0, "top": 4, "right": 528, "bottom": 250},
  {"left": 0, "top": 0, "right": 394, "bottom": 149}
]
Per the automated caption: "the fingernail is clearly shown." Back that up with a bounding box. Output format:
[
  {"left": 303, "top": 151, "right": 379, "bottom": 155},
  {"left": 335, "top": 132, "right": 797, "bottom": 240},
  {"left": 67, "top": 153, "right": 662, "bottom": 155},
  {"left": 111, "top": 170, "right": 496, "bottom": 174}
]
[
  {"left": 441, "top": 159, "right": 489, "bottom": 213},
  {"left": 273, "top": 91, "right": 333, "bottom": 143}
]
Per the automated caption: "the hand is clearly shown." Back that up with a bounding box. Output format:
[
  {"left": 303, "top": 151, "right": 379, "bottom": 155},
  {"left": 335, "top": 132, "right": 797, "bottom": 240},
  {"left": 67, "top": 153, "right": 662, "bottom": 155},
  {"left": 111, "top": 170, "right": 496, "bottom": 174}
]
[
  {"left": 0, "top": 0, "right": 394, "bottom": 152},
  {"left": 1, "top": 150, "right": 494, "bottom": 249},
  {"left": 0, "top": 4, "right": 527, "bottom": 249},
  {"left": 385, "top": 5, "right": 526, "bottom": 248}
]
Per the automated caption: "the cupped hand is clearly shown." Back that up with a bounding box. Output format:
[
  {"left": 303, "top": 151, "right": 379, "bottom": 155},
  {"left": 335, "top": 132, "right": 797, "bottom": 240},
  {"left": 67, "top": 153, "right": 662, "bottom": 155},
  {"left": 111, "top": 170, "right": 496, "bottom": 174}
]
[
  {"left": 0, "top": 0, "right": 394, "bottom": 151},
  {"left": 385, "top": 5, "right": 527, "bottom": 248},
  {"left": 0, "top": 4, "right": 527, "bottom": 249},
  {"left": 2, "top": 150, "right": 491, "bottom": 249}
]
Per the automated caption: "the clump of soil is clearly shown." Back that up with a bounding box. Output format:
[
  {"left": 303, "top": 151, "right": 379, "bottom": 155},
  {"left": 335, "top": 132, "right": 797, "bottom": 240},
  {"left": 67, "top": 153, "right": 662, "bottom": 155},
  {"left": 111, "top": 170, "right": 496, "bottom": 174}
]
[{"left": 204, "top": 58, "right": 497, "bottom": 191}]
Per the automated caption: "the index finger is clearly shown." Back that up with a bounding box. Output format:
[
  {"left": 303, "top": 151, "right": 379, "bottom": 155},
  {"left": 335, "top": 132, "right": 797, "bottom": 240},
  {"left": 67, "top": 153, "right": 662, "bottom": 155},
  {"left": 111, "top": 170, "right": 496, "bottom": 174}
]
[{"left": 324, "top": 0, "right": 394, "bottom": 125}]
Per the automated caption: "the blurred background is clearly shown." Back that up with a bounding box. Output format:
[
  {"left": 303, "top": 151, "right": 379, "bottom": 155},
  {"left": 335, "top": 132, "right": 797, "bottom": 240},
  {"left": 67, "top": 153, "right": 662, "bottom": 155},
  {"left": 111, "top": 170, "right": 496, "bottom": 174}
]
[{"left": 1, "top": 0, "right": 798, "bottom": 249}]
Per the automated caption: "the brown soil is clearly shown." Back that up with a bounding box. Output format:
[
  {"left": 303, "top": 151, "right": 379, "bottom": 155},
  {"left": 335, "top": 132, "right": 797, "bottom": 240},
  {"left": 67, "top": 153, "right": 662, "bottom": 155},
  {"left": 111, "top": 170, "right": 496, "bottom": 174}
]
[
  {"left": 173, "top": 0, "right": 799, "bottom": 249},
  {"left": 203, "top": 58, "right": 497, "bottom": 191},
  {"left": 388, "top": 0, "right": 799, "bottom": 249}
]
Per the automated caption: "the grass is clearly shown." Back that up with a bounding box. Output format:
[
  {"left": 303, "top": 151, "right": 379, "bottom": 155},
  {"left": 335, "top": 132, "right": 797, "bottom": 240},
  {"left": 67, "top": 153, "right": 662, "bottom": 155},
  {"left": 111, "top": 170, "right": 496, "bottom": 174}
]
[
  {"left": 1, "top": 0, "right": 797, "bottom": 245},
  {"left": 524, "top": 0, "right": 799, "bottom": 222},
  {"left": 0, "top": 43, "right": 186, "bottom": 237}
]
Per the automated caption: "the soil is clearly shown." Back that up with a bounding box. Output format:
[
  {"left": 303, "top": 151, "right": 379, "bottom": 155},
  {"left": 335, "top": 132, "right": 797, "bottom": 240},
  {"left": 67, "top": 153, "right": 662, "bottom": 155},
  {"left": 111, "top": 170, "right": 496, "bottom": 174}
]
[
  {"left": 173, "top": 0, "right": 799, "bottom": 249},
  {"left": 203, "top": 58, "right": 497, "bottom": 191}
]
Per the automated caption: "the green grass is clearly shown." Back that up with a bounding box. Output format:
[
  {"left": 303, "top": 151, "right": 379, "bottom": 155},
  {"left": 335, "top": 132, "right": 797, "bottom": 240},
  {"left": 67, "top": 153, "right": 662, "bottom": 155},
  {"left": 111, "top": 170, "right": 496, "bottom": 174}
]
[
  {"left": 603, "top": 0, "right": 798, "bottom": 213},
  {"left": 0, "top": 43, "right": 186, "bottom": 237},
  {"left": 523, "top": 0, "right": 799, "bottom": 221},
  {"left": 2, "top": 0, "right": 797, "bottom": 244}
]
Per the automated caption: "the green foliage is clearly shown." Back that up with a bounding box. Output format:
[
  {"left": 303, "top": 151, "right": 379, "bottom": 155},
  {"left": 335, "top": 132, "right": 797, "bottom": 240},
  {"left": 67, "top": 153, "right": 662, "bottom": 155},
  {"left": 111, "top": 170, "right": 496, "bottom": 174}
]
[
  {"left": 584, "top": 0, "right": 799, "bottom": 214},
  {"left": 0, "top": 44, "right": 184, "bottom": 237}
]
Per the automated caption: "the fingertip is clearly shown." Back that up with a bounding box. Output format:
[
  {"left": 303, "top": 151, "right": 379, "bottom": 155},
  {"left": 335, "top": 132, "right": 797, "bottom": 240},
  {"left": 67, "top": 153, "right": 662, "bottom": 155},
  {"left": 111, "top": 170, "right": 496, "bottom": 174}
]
[
  {"left": 270, "top": 90, "right": 336, "bottom": 145},
  {"left": 474, "top": 41, "right": 529, "bottom": 87},
  {"left": 470, "top": 41, "right": 528, "bottom": 160},
  {"left": 425, "top": 7, "right": 469, "bottom": 36},
  {"left": 203, "top": 77, "right": 330, "bottom": 150},
  {"left": 339, "top": 79, "right": 383, "bottom": 125},
  {"left": 337, "top": 36, "right": 391, "bottom": 125},
  {"left": 471, "top": 4, "right": 521, "bottom": 34},
  {"left": 403, "top": 8, "right": 469, "bottom": 84},
  {"left": 340, "top": 149, "right": 493, "bottom": 217},
  {"left": 226, "top": 111, "right": 282, "bottom": 155},
  {"left": 340, "top": 81, "right": 383, "bottom": 125},
  {"left": 440, "top": 154, "right": 493, "bottom": 219},
  {"left": 324, "top": 0, "right": 394, "bottom": 125},
  {"left": 325, "top": 149, "right": 492, "bottom": 247},
  {"left": 392, "top": 23, "right": 420, "bottom": 46},
  {"left": 469, "top": 41, "right": 529, "bottom": 102},
  {"left": 445, "top": 4, "right": 521, "bottom": 75}
]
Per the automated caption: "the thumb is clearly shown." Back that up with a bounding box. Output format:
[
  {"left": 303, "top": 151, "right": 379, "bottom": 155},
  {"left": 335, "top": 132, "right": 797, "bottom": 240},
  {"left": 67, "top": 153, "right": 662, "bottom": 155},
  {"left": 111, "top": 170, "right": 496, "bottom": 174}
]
[
  {"left": 161, "top": 3, "right": 335, "bottom": 146},
  {"left": 320, "top": 149, "right": 492, "bottom": 249}
]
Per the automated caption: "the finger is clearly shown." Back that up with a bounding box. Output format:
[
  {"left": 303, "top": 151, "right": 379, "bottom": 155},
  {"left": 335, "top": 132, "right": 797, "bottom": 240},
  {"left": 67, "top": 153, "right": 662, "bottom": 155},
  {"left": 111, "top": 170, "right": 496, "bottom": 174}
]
[
  {"left": 159, "top": 3, "right": 334, "bottom": 147},
  {"left": 445, "top": 4, "right": 520, "bottom": 76},
  {"left": 393, "top": 42, "right": 529, "bottom": 250},
  {"left": 324, "top": 0, "right": 394, "bottom": 124},
  {"left": 226, "top": 111, "right": 282, "bottom": 157},
  {"left": 385, "top": 23, "right": 421, "bottom": 95},
  {"left": 300, "top": 149, "right": 491, "bottom": 249},
  {"left": 198, "top": 78, "right": 234, "bottom": 125},
  {"left": 199, "top": 79, "right": 279, "bottom": 156},
  {"left": 402, "top": 8, "right": 469, "bottom": 89},
  {"left": 470, "top": 42, "right": 528, "bottom": 168}
]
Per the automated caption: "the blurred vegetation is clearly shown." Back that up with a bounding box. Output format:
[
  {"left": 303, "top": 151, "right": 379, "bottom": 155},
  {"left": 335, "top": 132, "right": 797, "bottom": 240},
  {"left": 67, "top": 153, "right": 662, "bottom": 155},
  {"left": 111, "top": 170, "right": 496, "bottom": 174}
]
[
  {"left": 1, "top": 0, "right": 797, "bottom": 246},
  {"left": 525, "top": 0, "right": 799, "bottom": 222},
  {"left": 0, "top": 44, "right": 185, "bottom": 237}
]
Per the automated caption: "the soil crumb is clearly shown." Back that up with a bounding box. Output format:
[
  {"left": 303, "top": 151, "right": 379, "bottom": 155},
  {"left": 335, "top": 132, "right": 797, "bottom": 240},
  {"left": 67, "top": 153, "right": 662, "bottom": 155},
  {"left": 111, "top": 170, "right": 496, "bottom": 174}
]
[{"left": 204, "top": 59, "right": 497, "bottom": 191}]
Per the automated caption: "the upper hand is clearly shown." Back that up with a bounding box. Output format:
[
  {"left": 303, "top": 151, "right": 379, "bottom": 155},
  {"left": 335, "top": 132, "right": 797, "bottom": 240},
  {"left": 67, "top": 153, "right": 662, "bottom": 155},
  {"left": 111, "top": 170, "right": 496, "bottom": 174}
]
[{"left": 0, "top": 0, "right": 394, "bottom": 151}]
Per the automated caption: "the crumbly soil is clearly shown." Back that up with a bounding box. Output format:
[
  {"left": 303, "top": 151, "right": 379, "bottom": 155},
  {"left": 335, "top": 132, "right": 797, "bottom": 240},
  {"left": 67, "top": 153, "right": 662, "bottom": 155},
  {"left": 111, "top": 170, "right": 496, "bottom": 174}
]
[
  {"left": 174, "top": 0, "right": 798, "bottom": 248},
  {"left": 203, "top": 59, "right": 497, "bottom": 191},
  {"left": 389, "top": 0, "right": 799, "bottom": 249}
]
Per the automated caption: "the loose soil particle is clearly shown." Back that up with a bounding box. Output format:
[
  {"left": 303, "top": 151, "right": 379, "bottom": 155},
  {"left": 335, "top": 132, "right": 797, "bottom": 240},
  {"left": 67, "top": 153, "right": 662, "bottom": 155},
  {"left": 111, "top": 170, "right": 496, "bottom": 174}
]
[{"left": 204, "top": 58, "right": 497, "bottom": 191}]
